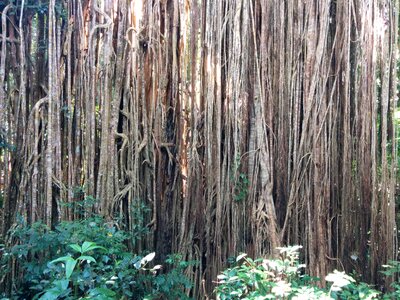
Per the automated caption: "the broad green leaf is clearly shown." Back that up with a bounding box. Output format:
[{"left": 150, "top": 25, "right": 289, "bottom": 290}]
[
  {"left": 81, "top": 241, "right": 106, "bottom": 253},
  {"left": 81, "top": 241, "right": 96, "bottom": 253},
  {"left": 65, "top": 259, "right": 77, "bottom": 279},
  {"left": 68, "top": 244, "right": 82, "bottom": 253},
  {"left": 50, "top": 255, "right": 74, "bottom": 264}
]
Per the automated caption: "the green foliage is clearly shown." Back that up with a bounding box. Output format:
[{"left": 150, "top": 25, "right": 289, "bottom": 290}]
[
  {"left": 381, "top": 261, "right": 400, "bottom": 299},
  {"left": 49, "top": 241, "right": 105, "bottom": 279},
  {"left": 130, "top": 201, "right": 152, "bottom": 243},
  {"left": 149, "top": 254, "right": 197, "bottom": 299},
  {"left": 231, "top": 155, "right": 249, "bottom": 202},
  {"left": 1, "top": 198, "right": 194, "bottom": 299},
  {"left": 34, "top": 245, "right": 194, "bottom": 300},
  {"left": 214, "top": 246, "right": 398, "bottom": 300},
  {"left": 33, "top": 242, "right": 154, "bottom": 300},
  {"left": 233, "top": 173, "right": 249, "bottom": 202},
  {"left": 214, "top": 246, "right": 307, "bottom": 299}
]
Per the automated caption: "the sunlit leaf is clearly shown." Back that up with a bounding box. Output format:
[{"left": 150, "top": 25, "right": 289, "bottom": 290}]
[
  {"left": 236, "top": 253, "right": 247, "bottom": 262},
  {"left": 140, "top": 252, "right": 155, "bottom": 265},
  {"left": 151, "top": 264, "right": 162, "bottom": 271},
  {"left": 134, "top": 259, "right": 142, "bottom": 269}
]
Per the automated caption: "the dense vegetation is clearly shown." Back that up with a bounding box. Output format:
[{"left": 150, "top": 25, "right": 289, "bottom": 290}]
[
  {"left": 2, "top": 218, "right": 400, "bottom": 299},
  {"left": 0, "top": 199, "right": 195, "bottom": 299},
  {"left": 214, "top": 247, "right": 400, "bottom": 300},
  {"left": 0, "top": 0, "right": 399, "bottom": 298}
]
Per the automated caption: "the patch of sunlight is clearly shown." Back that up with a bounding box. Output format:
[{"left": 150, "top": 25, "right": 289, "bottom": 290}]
[{"left": 394, "top": 110, "right": 400, "bottom": 121}]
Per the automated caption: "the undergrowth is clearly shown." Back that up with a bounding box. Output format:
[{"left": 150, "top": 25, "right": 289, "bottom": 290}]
[
  {"left": 0, "top": 197, "right": 195, "bottom": 300},
  {"left": 215, "top": 246, "right": 400, "bottom": 300}
]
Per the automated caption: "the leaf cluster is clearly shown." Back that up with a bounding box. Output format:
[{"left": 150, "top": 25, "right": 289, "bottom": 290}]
[
  {"left": 214, "top": 246, "right": 400, "bottom": 300},
  {"left": 0, "top": 204, "right": 194, "bottom": 300}
]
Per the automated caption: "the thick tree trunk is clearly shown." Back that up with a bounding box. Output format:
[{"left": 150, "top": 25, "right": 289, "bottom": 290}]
[{"left": 0, "top": 0, "right": 398, "bottom": 297}]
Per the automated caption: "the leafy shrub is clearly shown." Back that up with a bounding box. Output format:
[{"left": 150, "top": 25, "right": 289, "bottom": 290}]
[
  {"left": 214, "top": 246, "right": 307, "bottom": 299},
  {"left": 381, "top": 261, "right": 400, "bottom": 299},
  {"left": 0, "top": 199, "right": 194, "bottom": 299},
  {"left": 214, "top": 246, "right": 395, "bottom": 300},
  {"left": 34, "top": 242, "right": 157, "bottom": 299},
  {"left": 149, "top": 254, "right": 196, "bottom": 299}
]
